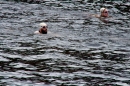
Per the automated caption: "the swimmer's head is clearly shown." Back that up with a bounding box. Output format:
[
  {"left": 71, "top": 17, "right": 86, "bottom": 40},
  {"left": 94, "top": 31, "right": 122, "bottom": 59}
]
[
  {"left": 39, "top": 22, "right": 47, "bottom": 34},
  {"left": 34, "top": 22, "right": 47, "bottom": 34},
  {"left": 100, "top": 8, "right": 109, "bottom": 17}
]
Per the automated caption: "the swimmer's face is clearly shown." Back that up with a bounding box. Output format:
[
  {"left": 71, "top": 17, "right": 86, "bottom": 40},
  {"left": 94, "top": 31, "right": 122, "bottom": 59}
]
[
  {"left": 101, "top": 9, "right": 108, "bottom": 17},
  {"left": 39, "top": 26, "right": 47, "bottom": 34}
]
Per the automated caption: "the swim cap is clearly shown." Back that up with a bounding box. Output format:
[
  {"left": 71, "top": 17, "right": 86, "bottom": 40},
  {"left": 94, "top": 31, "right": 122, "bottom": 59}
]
[{"left": 40, "top": 22, "right": 47, "bottom": 27}]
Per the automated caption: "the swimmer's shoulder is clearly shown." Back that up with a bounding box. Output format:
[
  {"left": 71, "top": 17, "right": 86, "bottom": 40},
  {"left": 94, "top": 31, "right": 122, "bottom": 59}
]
[
  {"left": 91, "top": 14, "right": 112, "bottom": 18},
  {"left": 90, "top": 14, "right": 100, "bottom": 18}
]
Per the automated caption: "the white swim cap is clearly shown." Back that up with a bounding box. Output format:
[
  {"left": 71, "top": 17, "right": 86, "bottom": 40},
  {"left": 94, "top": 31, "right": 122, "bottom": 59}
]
[
  {"left": 40, "top": 22, "right": 47, "bottom": 27},
  {"left": 100, "top": 8, "right": 108, "bottom": 13}
]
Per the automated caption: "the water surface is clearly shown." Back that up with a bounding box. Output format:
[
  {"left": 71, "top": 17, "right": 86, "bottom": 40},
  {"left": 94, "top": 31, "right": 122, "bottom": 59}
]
[{"left": 0, "top": 0, "right": 130, "bottom": 86}]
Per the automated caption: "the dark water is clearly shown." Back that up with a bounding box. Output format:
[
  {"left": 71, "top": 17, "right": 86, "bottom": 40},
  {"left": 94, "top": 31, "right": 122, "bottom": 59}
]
[{"left": 0, "top": 0, "right": 130, "bottom": 86}]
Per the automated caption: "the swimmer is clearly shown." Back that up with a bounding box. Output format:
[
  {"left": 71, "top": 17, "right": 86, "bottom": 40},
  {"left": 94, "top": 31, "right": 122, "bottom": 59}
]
[
  {"left": 91, "top": 8, "right": 122, "bottom": 24},
  {"left": 34, "top": 22, "right": 47, "bottom": 34},
  {"left": 34, "top": 22, "right": 61, "bottom": 36},
  {"left": 92, "top": 7, "right": 109, "bottom": 18},
  {"left": 91, "top": 7, "right": 112, "bottom": 23}
]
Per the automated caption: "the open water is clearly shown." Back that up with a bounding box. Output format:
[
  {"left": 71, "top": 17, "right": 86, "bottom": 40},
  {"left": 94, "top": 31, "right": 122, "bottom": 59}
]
[{"left": 0, "top": 0, "right": 130, "bottom": 86}]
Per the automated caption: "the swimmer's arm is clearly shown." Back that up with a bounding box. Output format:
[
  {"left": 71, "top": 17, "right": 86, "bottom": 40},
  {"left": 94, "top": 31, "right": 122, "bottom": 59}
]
[
  {"left": 90, "top": 14, "right": 100, "bottom": 18},
  {"left": 34, "top": 31, "right": 40, "bottom": 34}
]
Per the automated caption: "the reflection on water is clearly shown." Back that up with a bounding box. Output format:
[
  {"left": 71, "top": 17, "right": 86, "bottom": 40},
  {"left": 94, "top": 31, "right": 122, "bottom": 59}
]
[{"left": 0, "top": 0, "right": 130, "bottom": 86}]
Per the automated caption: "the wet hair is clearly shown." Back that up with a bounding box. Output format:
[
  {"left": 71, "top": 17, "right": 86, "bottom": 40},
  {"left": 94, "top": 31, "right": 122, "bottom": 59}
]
[{"left": 100, "top": 8, "right": 108, "bottom": 13}]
